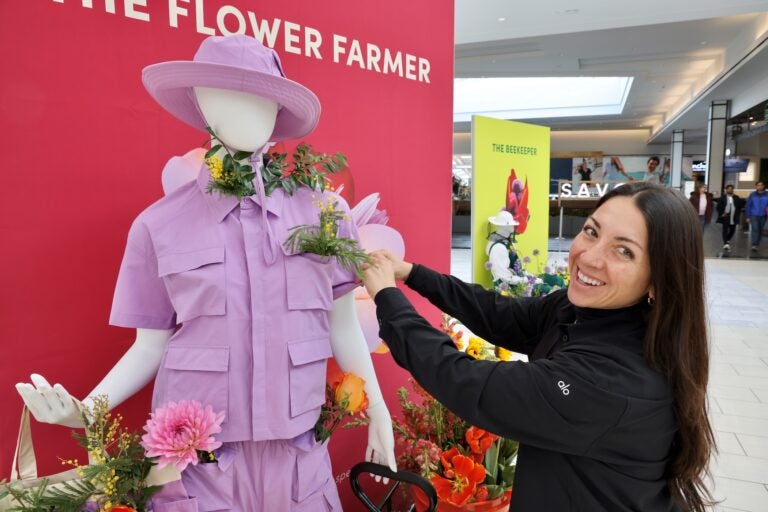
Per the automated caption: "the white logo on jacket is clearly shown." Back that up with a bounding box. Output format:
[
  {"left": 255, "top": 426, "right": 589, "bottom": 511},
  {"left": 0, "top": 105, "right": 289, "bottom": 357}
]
[{"left": 557, "top": 380, "right": 570, "bottom": 396}]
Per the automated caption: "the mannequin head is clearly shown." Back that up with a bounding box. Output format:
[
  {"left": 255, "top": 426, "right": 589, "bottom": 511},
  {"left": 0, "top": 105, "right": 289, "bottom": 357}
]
[
  {"left": 488, "top": 210, "right": 518, "bottom": 238},
  {"left": 194, "top": 86, "right": 279, "bottom": 152}
]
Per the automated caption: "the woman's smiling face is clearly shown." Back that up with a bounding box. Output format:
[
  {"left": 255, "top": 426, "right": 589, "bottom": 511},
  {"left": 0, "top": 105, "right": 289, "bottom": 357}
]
[{"left": 567, "top": 196, "right": 652, "bottom": 309}]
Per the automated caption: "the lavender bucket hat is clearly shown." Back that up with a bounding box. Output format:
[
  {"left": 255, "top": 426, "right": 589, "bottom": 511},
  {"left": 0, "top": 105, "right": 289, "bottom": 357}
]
[{"left": 142, "top": 35, "right": 320, "bottom": 141}]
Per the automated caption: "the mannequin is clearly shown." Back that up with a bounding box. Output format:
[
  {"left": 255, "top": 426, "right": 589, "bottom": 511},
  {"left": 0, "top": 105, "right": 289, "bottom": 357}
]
[
  {"left": 486, "top": 210, "right": 519, "bottom": 284},
  {"left": 17, "top": 35, "right": 395, "bottom": 511}
]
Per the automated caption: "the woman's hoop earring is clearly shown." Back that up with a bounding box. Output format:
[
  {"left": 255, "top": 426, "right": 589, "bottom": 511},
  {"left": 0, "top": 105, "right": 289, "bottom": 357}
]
[{"left": 647, "top": 296, "right": 655, "bottom": 306}]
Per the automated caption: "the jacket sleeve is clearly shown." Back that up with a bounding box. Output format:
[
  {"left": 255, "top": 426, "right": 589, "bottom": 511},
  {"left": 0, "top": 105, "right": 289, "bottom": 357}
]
[
  {"left": 404, "top": 264, "right": 556, "bottom": 354},
  {"left": 375, "top": 288, "right": 628, "bottom": 457},
  {"left": 715, "top": 197, "right": 724, "bottom": 216}
]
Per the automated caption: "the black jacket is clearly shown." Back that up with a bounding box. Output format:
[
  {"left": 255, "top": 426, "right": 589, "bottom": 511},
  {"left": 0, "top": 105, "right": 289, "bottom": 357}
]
[
  {"left": 715, "top": 194, "right": 744, "bottom": 224},
  {"left": 375, "top": 264, "right": 680, "bottom": 512}
]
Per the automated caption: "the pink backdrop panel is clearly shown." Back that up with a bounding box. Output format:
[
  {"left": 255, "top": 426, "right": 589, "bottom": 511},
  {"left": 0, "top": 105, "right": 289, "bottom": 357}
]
[{"left": 0, "top": 0, "right": 453, "bottom": 509}]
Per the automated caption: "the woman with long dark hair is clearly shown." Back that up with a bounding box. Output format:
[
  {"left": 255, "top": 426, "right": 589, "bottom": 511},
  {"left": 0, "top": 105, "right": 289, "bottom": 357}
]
[{"left": 363, "top": 182, "right": 715, "bottom": 511}]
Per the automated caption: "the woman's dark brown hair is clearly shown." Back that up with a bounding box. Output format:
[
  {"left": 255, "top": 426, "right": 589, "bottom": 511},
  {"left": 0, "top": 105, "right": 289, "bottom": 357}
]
[{"left": 596, "top": 182, "right": 715, "bottom": 511}]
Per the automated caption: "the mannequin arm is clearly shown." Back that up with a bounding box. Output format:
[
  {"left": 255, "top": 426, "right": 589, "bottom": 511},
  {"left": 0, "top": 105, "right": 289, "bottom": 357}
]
[
  {"left": 329, "top": 291, "right": 396, "bottom": 473},
  {"left": 16, "top": 328, "right": 173, "bottom": 427}
]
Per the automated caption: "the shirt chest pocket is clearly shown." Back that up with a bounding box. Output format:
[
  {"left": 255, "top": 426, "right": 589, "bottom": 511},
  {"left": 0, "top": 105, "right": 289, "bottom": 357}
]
[
  {"left": 283, "top": 251, "right": 334, "bottom": 311},
  {"left": 157, "top": 247, "right": 226, "bottom": 324},
  {"left": 280, "top": 250, "right": 335, "bottom": 342}
]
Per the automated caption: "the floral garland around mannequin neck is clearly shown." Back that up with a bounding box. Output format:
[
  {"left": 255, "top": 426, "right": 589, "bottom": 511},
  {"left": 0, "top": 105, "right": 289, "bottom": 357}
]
[
  {"left": 202, "top": 127, "right": 369, "bottom": 273},
  {"left": 203, "top": 127, "right": 347, "bottom": 199}
]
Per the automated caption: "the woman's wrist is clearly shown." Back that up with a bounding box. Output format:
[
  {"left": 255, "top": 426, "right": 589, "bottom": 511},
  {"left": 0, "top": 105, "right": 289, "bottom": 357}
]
[{"left": 398, "top": 262, "right": 414, "bottom": 281}]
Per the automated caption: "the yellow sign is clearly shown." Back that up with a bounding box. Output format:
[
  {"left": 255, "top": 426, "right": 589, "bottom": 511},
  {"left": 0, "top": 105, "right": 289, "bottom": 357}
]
[{"left": 471, "top": 116, "right": 550, "bottom": 288}]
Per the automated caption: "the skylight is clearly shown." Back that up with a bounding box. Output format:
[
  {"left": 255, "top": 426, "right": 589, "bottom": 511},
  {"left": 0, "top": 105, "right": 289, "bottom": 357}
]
[{"left": 454, "top": 77, "right": 633, "bottom": 123}]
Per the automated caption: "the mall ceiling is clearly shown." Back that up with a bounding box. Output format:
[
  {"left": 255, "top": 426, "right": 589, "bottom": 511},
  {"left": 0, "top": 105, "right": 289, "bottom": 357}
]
[{"left": 454, "top": 0, "right": 768, "bottom": 145}]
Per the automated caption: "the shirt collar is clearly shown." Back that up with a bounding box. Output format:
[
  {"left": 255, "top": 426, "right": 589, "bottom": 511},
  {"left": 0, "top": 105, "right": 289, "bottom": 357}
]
[{"left": 196, "top": 164, "right": 284, "bottom": 222}]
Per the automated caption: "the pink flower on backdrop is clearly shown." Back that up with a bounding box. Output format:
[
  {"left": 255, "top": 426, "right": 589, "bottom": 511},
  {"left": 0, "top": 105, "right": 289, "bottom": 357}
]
[{"left": 141, "top": 400, "right": 225, "bottom": 471}]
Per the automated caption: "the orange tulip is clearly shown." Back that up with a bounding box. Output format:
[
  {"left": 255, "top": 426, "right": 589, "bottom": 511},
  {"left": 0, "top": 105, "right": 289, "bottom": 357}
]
[
  {"left": 466, "top": 426, "right": 497, "bottom": 455},
  {"left": 430, "top": 454, "right": 487, "bottom": 506},
  {"left": 334, "top": 373, "right": 368, "bottom": 413}
]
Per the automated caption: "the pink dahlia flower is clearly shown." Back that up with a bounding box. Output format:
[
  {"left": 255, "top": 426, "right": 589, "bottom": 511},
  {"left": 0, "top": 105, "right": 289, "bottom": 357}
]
[{"left": 141, "top": 400, "right": 225, "bottom": 471}]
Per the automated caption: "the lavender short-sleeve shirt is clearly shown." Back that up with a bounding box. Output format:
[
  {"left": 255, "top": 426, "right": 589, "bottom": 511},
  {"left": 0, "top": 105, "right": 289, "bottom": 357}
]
[{"left": 110, "top": 168, "right": 359, "bottom": 442}]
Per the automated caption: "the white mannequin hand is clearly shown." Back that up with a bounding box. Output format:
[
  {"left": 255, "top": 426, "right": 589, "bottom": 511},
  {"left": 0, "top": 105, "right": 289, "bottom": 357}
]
[
  {"left": 365, "top": 401, "right": 397, "bottom": 482},
  {"left": 16, "top": 328, "right": 172, "bottom": 429},
  {"left": 15, "top": 374, "right": 85, "bottom": 428}
]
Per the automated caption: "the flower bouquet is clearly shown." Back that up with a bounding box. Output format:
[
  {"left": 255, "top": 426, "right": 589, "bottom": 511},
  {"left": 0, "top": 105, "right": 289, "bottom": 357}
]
[
  {"left": 393, "top": 379, "right": 518, "bottom": 511},
  {"left": 284, "top": 195, "right": 370, "bottom": 278},
  {"left": 488, "top": 248, "right": 569, "bottom": 298},
  {"left": 314, "top": 360, "right": 370, "bottom": 443},
  {"left": 1, "top": 397, "right": 162, "bottom": 512},
  {"left": 0, "top": 397, "right": 227, "bottom": 512}
]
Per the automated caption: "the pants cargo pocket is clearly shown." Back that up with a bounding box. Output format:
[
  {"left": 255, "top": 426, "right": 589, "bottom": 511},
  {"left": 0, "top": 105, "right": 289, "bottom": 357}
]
[
  {"left": 181, "top": 461, "right": 234, "bottom": 512},
  {"left": 291, "top": 434, "right": 335, "bottom": 511},
  {"left": 151, "top": 497, "right": 199, "bottom": 512}
]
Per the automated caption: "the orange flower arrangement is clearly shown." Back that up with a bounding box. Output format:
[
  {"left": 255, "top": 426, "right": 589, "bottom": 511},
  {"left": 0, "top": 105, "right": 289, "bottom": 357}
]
[
  {"left": 395, "top": 379, "right": 518, "bottom": 511},
  {"left": 432, "top": 451, "right": 487, "bottom": 507},
  {"left": 314, "top": 359, "right": 369, "bottom": 443},
  {"left": 466, "top": 426, "right": 497, "bottom": 462},
  {"left": 333, "top": 371, "right": 369, "bottom": 412}
]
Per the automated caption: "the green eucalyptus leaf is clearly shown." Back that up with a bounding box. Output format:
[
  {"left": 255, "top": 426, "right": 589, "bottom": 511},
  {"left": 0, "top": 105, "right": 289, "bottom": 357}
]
[
  {"left": 223, "top": 154, "right": 234, "bottom": 172},
  {"left": 233, "top": 151, "right": 253, "bottom": 161},
  {"left": 265, "top": 181, "right": 279, "bottom": 196},
  {"left": 204, "top": 145, "right": 222, "bottom": 160}
]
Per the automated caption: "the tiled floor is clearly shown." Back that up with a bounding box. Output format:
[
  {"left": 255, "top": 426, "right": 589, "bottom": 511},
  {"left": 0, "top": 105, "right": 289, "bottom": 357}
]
[
  {"left": 449, "top": 245, "right": 768, "bottom": 512},
  {"left": 706, "top": 258, "right": 768, "bottom": 512}
]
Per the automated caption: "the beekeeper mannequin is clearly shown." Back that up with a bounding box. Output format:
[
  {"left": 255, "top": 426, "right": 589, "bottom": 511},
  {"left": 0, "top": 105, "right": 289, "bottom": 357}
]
[
  {"left": 486, "top": 210, "right": 519, "bottom": 283},
  {"left": 17, "top": 35, "right": 395, "bottom": 511}
]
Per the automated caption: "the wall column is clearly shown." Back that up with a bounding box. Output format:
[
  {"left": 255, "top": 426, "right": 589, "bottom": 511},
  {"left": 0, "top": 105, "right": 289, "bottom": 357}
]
[
  {"left": 705, "top": 100, "right": 729, "bottom": 194},
  {"left": 670, "top": 129, "right": 684, "bottom": 190}
]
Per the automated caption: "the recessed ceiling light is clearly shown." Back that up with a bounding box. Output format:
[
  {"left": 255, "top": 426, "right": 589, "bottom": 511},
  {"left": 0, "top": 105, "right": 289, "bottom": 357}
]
[
  {"left": 700, "top": 41, "right": 707, "bottom": 45},
  {"left": 498, "top": 17, "right": 506, "bottom": 22}
]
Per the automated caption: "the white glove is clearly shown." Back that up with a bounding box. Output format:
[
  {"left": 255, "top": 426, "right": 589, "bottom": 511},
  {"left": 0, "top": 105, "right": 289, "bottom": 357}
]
[{"left": 15, "top": 374, "right": 85, "bottom": 428}]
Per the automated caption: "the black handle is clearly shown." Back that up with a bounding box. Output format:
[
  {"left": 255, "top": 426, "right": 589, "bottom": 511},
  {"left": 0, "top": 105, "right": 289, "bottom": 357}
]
[{"left": 350, "top": 462, "right": 438, "bottom": 512}]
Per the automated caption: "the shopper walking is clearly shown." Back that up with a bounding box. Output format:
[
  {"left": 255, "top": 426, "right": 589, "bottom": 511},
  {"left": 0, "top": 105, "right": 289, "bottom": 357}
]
[
  {"left": 745, "top": 181, "right": 768, "bottom": 251},
  {"left": 715, "top": 185, "right": 744, "bottom": 251},
  {"left": 689, "top": 183, "right": 714, "bottom": 230},
  {"left": 363, "top": 182, "right": 713, "bottom": 512}
]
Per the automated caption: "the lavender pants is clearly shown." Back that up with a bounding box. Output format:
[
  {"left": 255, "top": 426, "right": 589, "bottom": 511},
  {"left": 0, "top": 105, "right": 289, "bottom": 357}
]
[{"left": 150, "top": 431, "right": 341, "bottom": 511}]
